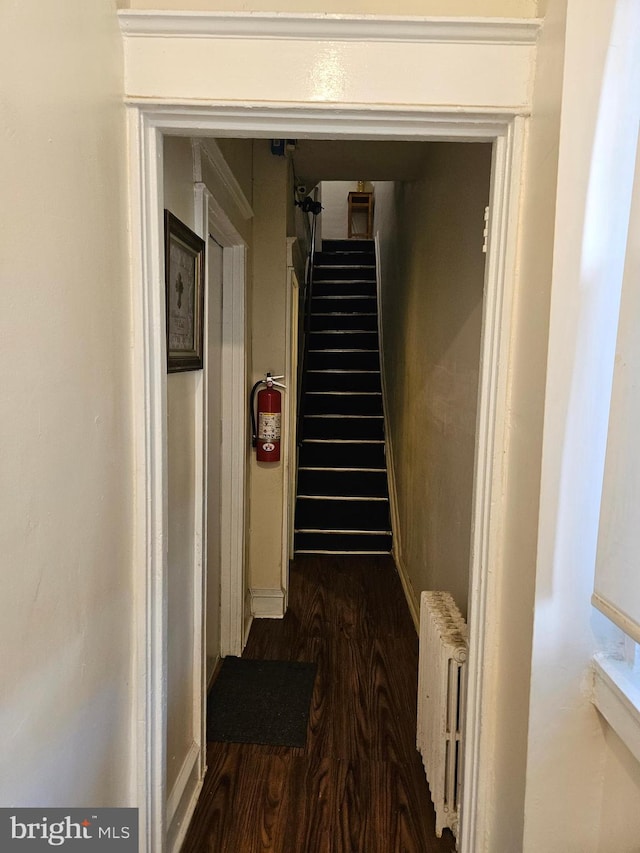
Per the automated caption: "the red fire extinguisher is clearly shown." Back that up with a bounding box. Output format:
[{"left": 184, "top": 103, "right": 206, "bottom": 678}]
[{"left": 250, "top": 373, "right": 286, "bottom": 462}]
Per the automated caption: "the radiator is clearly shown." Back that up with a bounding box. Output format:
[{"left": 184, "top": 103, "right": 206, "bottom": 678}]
[{"left": 417, "top": 591, "right": 468, "bottom": 843}]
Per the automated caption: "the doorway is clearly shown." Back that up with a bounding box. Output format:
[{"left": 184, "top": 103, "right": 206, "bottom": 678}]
[{"left": 128, "top": 103, "right": 526, "bottom": 853}]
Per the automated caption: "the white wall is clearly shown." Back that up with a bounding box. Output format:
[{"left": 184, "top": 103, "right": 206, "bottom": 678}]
[
  {"left": 320, "top": 181, "right": 359, "bottom": 240},
  {"left": 484, "top": 1, "right": 568, "bottom": 847},
  {"left": 0, "top": 0, "right": 132, "bottom": 807},
  {"left": 523, "top": 1, "right": 640, "bottom": 850},
  {"left": 375, "top": 142, "right": 491, "bottom": 621}
]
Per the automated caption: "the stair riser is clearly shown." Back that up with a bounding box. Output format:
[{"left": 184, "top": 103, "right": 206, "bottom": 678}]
[
  {"left": 299, "top": 441, "right": 385, "bottom": 468},
  {"left": 312, "top": 297, "right": 378, "bottom": 313},
  {"left": 315, "top": 251, "right": 375, "bottom": 266},
  {"left": 301, "top": 415, "right": 384, "bottom": 441},
  {"left": 304, "top": 394, "right": 384, "bottom": 416},
  {"left": 314, "top": 268, "right": 376, "bottom": 283},
  {"left": 310, "top": 314, "right": 378, "bottom": 332},
  {"left": 323, "top": 239, "right": 374, "bottom": 253},
  {"left": 295, "top": 498, "right": 391, "bottom": 530},
  {"left": 297, "top": 468, "right": 389, "bottom": 498},
  {"left": 313, "top": 282, "right": 376, "bottom": 298},
  {"left": 306, "top": 372, "right": 381, "bottom": 393},
  {"left": 294, "top": 531, "right": 392, "bottom": 553},
  {"left": 309, "top": 331, "right": 378, "bottom": 350},
  {"left": 307, "top": 351, "right": 380, "bottom": 372}
]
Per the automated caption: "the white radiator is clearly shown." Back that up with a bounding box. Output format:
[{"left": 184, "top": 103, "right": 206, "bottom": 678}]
[{"left": 417, "top": 590, "right": 468, "bottom": 843}]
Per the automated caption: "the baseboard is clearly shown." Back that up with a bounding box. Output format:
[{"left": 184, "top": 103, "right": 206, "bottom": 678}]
[
  {"left": 206, "top": 654, "right": 221, "bottom": 690},
  {"left": 393, "top": 549, "right": 420, "bottom": 634},
  {"left": 244, "top": 613, "right": 254, "bottom": 646},
  {"left": 374, "top": 232, "right": 403, "bottom": 569},
  {"left": 383, "top": 427, "right": 403, "bottom": 566},
  {"left": 244, "top": 589, "right": 254, "bottom": 647},
  {"left": 166, "top": 741, "right": 203, "bottom": 853},
  {"left": 250, "top": 587, "right": 285, "bottom": 619}
]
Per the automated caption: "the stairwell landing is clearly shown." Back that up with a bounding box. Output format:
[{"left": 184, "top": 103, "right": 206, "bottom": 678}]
[{"left": 294, "top": 238, "right": 393, "bottom": 555}]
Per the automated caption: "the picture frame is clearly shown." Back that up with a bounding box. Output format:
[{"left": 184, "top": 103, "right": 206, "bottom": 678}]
[{"left": 164, "top": 210, "right": 206, "bottom": 373}]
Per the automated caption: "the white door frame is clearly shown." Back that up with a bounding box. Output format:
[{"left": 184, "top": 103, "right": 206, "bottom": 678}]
[
  {"left": 127, "top": 103, "right": 525, "bottom": 852},
  {"left": 194, "top": 183, "right": 248, "bottom": 661}
]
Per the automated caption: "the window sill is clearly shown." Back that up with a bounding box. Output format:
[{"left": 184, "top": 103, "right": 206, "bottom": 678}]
[{"left": 592, "top": 653, "right": 640, "bottom": 764}]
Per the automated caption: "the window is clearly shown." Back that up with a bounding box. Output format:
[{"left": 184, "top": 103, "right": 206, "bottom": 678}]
[{"left": 592, "top": 132, "right": 640, "bottom": 755}]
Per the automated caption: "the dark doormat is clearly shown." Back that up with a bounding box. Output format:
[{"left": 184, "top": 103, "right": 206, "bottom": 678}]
[{"left": 207, "top": 657, "right": 317, "bottom": 748}]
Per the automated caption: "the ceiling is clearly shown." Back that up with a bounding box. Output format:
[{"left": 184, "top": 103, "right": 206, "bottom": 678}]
[{"left": 290, "top": 139, "right": 433, "bottom": 188}]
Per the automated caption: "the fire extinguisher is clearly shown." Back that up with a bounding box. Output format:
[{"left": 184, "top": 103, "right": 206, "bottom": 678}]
[{"left": 250, "top": 373, "right": 286, "bottom": 462}]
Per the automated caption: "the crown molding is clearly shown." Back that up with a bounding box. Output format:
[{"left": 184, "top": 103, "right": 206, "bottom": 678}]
[
  {"left": 118, "top": 11, "right": 540, "bottom": 45},
  {"left": 192, "top": 139, "right": 253, "bottom": 221}
]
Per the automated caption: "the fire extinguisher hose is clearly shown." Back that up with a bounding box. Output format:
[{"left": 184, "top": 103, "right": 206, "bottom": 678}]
[{"left": 249, "top": 379, "right": 264, "bottom": 447}]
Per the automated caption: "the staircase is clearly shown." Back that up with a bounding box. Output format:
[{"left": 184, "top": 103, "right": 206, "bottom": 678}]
[{"left": 294, "top": 238, "right": 393, "bottom": 555}]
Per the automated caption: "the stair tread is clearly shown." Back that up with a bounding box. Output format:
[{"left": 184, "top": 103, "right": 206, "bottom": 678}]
[
  {"left": 298, "top": 493, "right": 389, "bottom": 503},
  {"left": 299, "top": 467, "right": 385, "bottom": 471},
  {"left": 303, "top": 437, "right": 383, "bottom": 442},
  {"left": 295, "top": 526, "right": 391, "bottom": 533},
  {"left": 308, "top": 349, "right": 379, "bottom": 353},
  {"left": 294, "top": 529, "right": 392, "bottom": 555}
]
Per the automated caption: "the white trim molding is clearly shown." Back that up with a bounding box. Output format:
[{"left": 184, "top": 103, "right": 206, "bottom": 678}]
[
  {"left": 119, "top": 15, "right": 539, "bottom": 113},
  {"left": 196, "top": 183, "right": 248, "bottom": 659},
  {"left": 593, "top": 593, "right": 640, "bottom": 647},
  {"left": 460, "top": 118, "right": 526, "bottom": 853},
  {"left": 129, "top": 102, "right": 527, "bottom": 853},
  {"left": 166, "top": 741, "right": 202, "bottom": 853},
  {"left": 127, "top": 107, "right": 167, "bottom": 853},
  {"left": 193, "top": 140, "right": 253, "bottom": 221},
  {"left": 250, "top": 588, "right": 286, "bottom": 619},
  {"left": 282, "top": 240, "right": 300, "bottom": 603},
  {"left": 119, "top": 11, "right": 540, "bottom": 46},
  {"left": 592, "top": 653, "right": 640, "bottom": 765},
  {"left": 219, "top": 242, "right": 248, "bottom": 657}
]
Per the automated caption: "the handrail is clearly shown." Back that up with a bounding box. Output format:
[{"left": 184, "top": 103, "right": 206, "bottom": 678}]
[{"left": 296, "top": 190, "right": 319, "bottom": 447}]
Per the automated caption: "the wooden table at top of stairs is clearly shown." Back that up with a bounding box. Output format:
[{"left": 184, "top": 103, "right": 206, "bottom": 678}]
[{"left": 347, "top": 191, "right": 374, "bottom": 239}]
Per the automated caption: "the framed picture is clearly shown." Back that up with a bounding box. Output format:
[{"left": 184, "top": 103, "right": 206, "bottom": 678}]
[{"left": 164, "top": 210, "right": 206, "bottom": 373}]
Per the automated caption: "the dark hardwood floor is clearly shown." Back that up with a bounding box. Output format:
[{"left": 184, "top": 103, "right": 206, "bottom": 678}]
[{"left": 182, "top": 555, "right": 456, "bottom": 853}]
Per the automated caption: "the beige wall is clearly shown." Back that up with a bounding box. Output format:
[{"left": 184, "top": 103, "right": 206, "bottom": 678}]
[
  {"left": 375, "top": 142, "right": 492, "bottom": 621},
  {"left": 0, "top": 0, "right": 133, "bottom": 806},
  {"left": 215, "top": 138, "right": 254, "bottom": 215},
  {"left": 248, "top": 142, "right": 289, "bottom": 596},
  {"left": 124, "top": 0, "right": 539, "bottom": 15},
  {"left": 163, "top": 136, "right": 294, "bottom": 614},
  {"left": 166, "top": 373, "right": 198, "bottom": 792}
]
